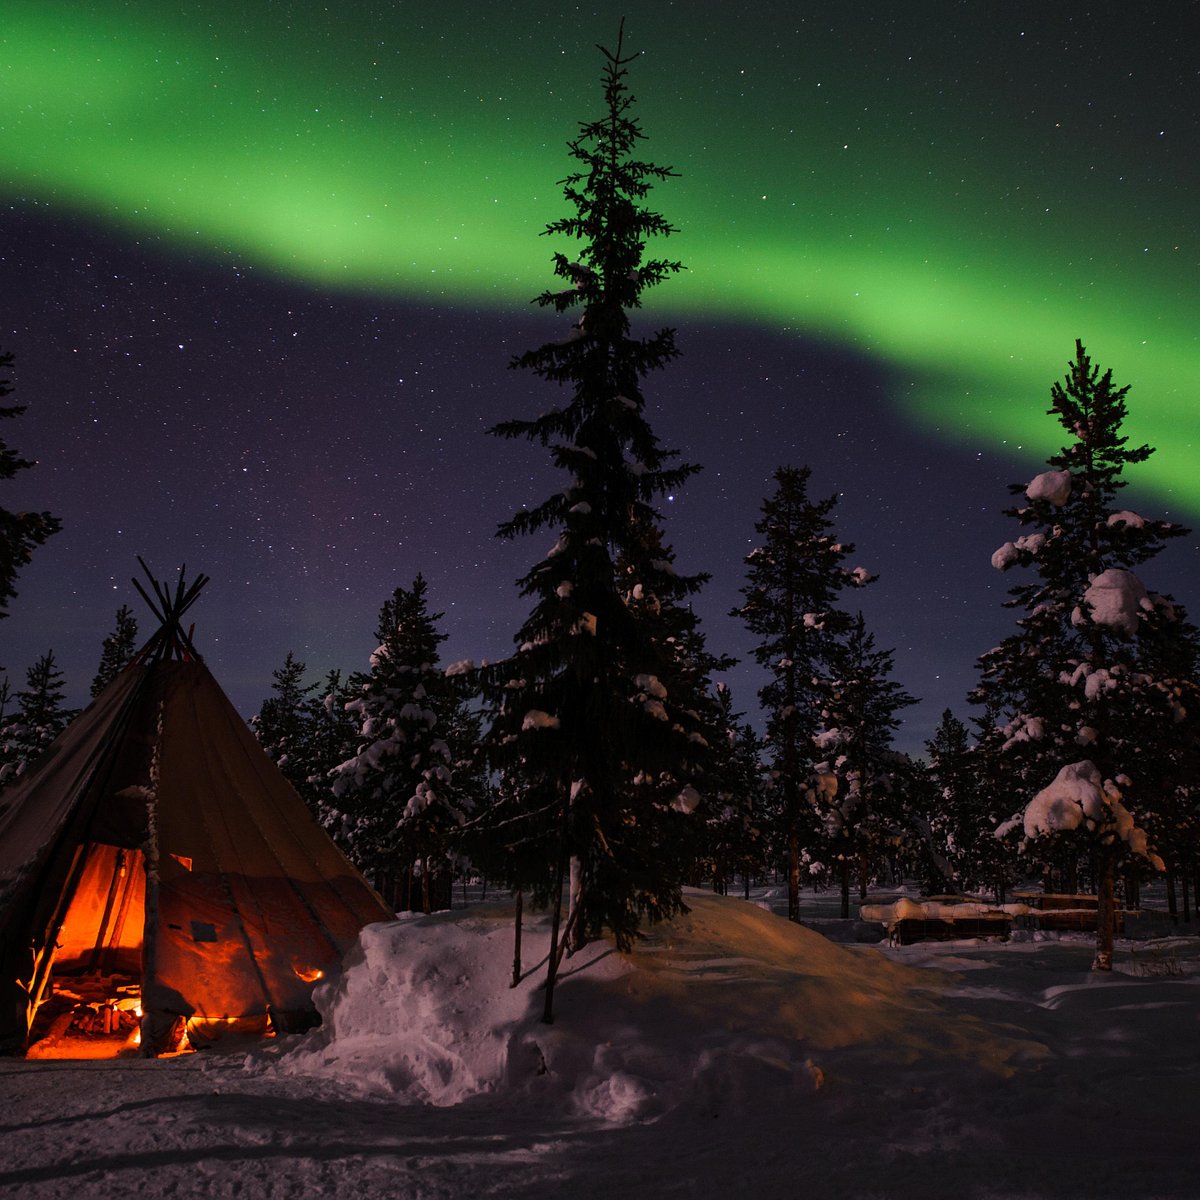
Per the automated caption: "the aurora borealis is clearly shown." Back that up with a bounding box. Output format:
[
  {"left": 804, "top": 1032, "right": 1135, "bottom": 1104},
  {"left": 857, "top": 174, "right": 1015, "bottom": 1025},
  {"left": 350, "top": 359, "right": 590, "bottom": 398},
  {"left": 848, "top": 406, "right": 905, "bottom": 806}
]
[{"left": 1, "top": 2, "right": 1197, "bottom": 745}]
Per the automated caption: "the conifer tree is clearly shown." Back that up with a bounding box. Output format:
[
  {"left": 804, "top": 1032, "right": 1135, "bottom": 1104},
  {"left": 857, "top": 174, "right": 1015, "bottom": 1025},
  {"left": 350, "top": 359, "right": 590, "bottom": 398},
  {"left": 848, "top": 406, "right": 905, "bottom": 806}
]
[
  {"left": 331, "top": 576, "right": 479, "bottom": 912},
  {"left": 252, "top": 651, "right": 317, "bottom": 796},
  {"left": 699, "top": 684, "right": 766, "bottom": 896},
  {"left": 0, "top": 650, "right": 72, "bottom": 783},
  {"left": 810, "top": 613, "right": 917, "bottom": 916},
  {"left": 479, "top": 25, "right": 709, "bottom": 1020},
  {"left": 736, "top": 465, "right": 872, "bottom": 921},
  {"left": 974, "top": 341, "right": 1198, "bottom": 969},
  {"left": 0, "top": 349, "right": 60, "bottom": 619},
  {"left": 923, "top": 709, "right": 976, "bottom": 890},
  {"left": 301, "top": 668, "right": 360, "bottom": 828},
  {"left": 90, "top": 605, "right": 139, "bottom": 697},
  {"left": 963, "top": 706, "right": 1026, "bottom": 902}
]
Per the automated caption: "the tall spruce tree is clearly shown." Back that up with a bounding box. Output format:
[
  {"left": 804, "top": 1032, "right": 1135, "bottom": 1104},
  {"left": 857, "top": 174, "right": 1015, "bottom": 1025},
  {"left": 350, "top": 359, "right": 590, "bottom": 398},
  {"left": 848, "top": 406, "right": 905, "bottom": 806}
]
[
  {"left": 0, "top": 650, "right": 72, "bottom": 783},
  {"left": 90, "top": 605, "right": 139, "bottom": 697},
  {"left": 331, "top": 576, "right": 479, "bottom": 912},
  {"left": 0, "top": 348, "right": 60, "bottom": 620},
  {"left": 736, "top": 465, "right": 872, "bottom": 921},
  {"left": 479, "top": 25, "right": 709, "bottom": 1020},
  {"left": 974, "top": 341, "right": 1198, "bottom": 969}
]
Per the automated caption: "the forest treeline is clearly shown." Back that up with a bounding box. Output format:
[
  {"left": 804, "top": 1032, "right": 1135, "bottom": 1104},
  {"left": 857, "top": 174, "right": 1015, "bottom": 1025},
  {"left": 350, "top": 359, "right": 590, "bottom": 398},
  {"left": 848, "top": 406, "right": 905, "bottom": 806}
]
[{"left": 2, "top": 28, "right": 1196, "bottom": 990}]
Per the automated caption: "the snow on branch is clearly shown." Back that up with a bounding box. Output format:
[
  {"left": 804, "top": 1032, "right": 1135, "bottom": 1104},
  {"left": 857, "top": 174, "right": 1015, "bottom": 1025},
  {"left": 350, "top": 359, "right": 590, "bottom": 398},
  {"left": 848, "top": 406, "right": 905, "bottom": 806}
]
[
  {"left": 1073, "top": 568, "right": 1150, "bottom": 637},
  {"left": 522, "top": 710, "right": 560, "bottom": 731},
  {"left": 997, "top": 759, "right": 1163, "bottom": 869},
  {"left": 1025, "top": 469, "right": 1072, "bottom": 505},
  {"left": 672, "top": 784, "right": 701, "bottom": 813}
]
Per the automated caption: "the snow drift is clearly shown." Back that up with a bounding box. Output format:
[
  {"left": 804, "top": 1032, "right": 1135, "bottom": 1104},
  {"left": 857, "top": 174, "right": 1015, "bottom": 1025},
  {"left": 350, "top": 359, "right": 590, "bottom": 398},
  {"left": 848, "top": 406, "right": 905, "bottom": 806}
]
[{"left": 261, "top": 891, "right": 1036, "bottom": 1122}]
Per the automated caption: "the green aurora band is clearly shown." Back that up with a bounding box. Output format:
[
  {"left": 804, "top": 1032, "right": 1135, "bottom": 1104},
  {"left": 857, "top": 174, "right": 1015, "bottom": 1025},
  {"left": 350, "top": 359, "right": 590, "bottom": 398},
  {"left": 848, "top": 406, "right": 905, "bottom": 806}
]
[{"left": 3, "top": 3, "right": 1196, "bottom": 508}]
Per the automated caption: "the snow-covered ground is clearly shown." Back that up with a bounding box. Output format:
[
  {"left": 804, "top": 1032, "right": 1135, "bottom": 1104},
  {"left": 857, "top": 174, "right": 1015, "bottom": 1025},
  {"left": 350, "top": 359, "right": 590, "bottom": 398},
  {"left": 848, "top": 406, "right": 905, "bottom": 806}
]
[{"left": 3, "top": 889, "right": 1199, "bottom": 1199}]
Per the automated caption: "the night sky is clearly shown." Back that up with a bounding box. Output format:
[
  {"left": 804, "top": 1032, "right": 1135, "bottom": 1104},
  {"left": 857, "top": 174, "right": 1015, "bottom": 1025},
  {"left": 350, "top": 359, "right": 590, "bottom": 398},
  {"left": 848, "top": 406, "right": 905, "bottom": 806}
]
[{"left": 2, "top": 2, "right": 1197, "bottom": 752}]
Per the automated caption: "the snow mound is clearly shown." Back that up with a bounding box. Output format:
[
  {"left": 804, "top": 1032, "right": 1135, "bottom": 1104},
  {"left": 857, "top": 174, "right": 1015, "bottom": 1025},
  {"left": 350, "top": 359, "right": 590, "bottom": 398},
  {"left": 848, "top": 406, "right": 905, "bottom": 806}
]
[{"left": 261, "top": 893, "right": 1033, "bottom": 1122}]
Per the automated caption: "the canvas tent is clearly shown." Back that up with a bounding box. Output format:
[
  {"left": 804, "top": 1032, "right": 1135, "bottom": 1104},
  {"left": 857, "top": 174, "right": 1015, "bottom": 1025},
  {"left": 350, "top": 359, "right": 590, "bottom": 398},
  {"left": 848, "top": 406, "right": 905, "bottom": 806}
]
[{"left": 0, "top": 567, "right": 393, "bottom": 1056}]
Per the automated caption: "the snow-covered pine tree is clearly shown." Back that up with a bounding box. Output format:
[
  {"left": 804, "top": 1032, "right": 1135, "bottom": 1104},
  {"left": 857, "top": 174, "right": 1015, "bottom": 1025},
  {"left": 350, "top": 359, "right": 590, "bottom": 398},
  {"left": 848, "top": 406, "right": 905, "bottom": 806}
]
[
  {"left": 736, "top": 465, "right": 873, "bottom": 921},
  {"left": 331, "top": 576, "right": 478, "bottom": 912},
  {"left": 252, "top": 651, "right": 317, "bottom": 797},
  {"left": 0, "top": 650, "right": 73, "bottom": 783},
  {"left": 810, "top": 613, "right": 917, "bottom": 916},
  {"left": 0, "top": 348, "right": 60, "bottom": 621},
  {"left": 479, "top": 24, "right": 710, "bottom": 1020},
  {"left": 974, "top": 340, "right": 1199, "bottom": 969},
  {"left": 89, "top": 605, "right": 139, "bottom": 697}
]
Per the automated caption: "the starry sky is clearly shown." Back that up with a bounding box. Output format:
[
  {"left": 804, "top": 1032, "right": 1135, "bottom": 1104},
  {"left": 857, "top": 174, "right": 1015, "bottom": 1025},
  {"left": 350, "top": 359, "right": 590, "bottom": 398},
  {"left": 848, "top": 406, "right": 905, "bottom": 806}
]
[{"left": 1, "top": 1, "right": 1197, "bottom": 752}]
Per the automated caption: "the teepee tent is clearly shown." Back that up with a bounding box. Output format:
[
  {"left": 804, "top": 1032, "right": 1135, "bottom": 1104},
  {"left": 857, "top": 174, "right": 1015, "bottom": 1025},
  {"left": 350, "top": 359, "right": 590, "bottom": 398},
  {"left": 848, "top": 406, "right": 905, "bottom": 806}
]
[{"left": 0, "top": 565, "right": 393, "bottom": 1056}]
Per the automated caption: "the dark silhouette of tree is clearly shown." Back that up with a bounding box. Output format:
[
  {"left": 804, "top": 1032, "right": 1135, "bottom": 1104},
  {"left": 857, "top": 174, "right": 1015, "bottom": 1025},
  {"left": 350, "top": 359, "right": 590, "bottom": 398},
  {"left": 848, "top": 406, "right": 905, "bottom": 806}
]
[
  {"left": 0, "top": 650, "right": 73, "bottom": 783},
  {"left": 735, "top": 465, "right": 872, "bottom": 921},
  {"left": 90, "top": 605, "right": 139, "bottom": 697},
  {"left": 302, "top": 668, "right": 359, "bottom": 825},
  {"left": 0, "top": 348, "right": 60, "bottom": 621},
  {"left": 699, "top": 684, "right": 766, "bottom": 897},
  {"left": 478, "top": 24, "right": 709, "bottom": 1021},
  {"left": 922, "top": 709, "right": 977, "bottom": 891},
  {"left": 252, "top": 650, "right": 317, "bottom": 796},
  {"left": 809, "top": 613, "right": 917, "bottom": 916}
]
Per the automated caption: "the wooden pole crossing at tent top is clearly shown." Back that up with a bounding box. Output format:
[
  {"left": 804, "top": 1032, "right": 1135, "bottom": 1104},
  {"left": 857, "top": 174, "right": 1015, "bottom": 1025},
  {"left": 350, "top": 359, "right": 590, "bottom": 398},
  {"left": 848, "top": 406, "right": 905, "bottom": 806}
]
[{"left": 130, "top": 557, "right": 210, "bottom": 664}]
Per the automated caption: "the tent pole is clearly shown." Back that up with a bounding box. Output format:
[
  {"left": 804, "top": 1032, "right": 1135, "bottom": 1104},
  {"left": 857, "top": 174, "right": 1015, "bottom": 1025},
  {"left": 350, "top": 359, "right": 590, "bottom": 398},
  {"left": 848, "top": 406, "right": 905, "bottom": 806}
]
[{"left": 87, "top": 848, "right": 127, "bottom": 972}]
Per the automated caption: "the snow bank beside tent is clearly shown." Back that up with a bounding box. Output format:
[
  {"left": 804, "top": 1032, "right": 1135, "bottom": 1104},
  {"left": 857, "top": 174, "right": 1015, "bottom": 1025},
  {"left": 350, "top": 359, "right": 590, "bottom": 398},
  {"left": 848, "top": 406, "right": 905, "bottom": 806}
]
[{"left": 261, "top": 891, "right": 1036, "bottom": 1121}]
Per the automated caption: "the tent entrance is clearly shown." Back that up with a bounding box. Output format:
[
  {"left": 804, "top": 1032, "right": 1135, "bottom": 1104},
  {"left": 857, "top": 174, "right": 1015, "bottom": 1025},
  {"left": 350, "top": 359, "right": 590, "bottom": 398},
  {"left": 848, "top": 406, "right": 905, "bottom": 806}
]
[{"left": 27, "top": 844, "right": 146, "bottom": 1059}]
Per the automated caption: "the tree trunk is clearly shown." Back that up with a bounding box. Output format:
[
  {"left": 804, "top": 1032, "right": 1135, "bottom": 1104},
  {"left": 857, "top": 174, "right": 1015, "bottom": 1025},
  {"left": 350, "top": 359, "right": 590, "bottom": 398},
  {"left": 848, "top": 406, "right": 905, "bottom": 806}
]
[
  {"left": 839, "top": 859, "right": 850, "bottom": 920},
  {"left": 787, "top": 827, "right": 800, "bottom": 922},
  {"left": 543, "top": 839, "right": 569, "bottom": 1024},
  {"left": 1182, "top": 870, "right": 1191, "bottom": 924},
  {"left": 1092, "top": 851, "right": 1116, "bottom": 972},
  {"left": 511, "top": 889, "right": 523, "bottom": 988},
  {"left": 1167, "top": 870, "right": 1178, "bottom": 923},
  {"left": 567, "top": 857, "right": 588, "bottom": 954}
]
